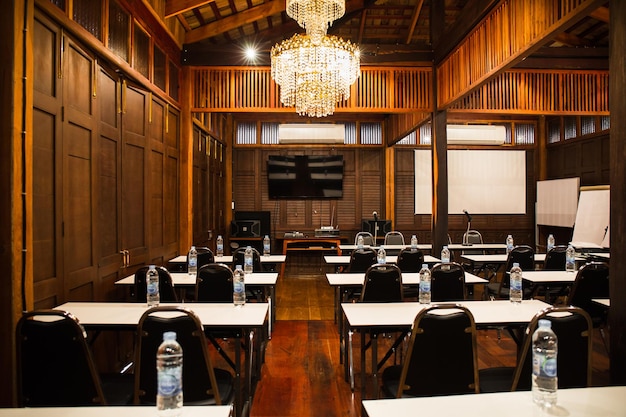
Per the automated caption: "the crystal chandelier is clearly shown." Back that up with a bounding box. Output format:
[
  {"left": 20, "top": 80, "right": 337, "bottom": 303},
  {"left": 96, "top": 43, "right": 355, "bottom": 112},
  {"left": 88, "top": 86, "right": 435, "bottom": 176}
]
[
  {"left": 271, "top": 34, "right": 360, "bottom": 117},
  {"left": 286, "top": 0, "right": 345, "bottom": 44}
]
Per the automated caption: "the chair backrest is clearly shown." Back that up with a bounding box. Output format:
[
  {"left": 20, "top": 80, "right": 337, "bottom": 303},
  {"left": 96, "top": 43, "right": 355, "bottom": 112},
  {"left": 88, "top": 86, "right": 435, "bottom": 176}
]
[
  {"left": 384, "top": 231, "right": 405, "bottom": 246},
  {"left": 360, "top": 264, "right": 403, "bottom": 302},
  {"left": 231, "top": 246, "right": 262, "bottom": 272},
  {"left": 134, "top": 306, "right": 223, "bottom": 405},
  {"left": 354, "top": 231, "right": 374, "bottom": 246},
  {"left": 396, "top": 304, "right": 479, "bottom": 397},
  {"left": 501, "top": 245, "right": 535, "bottom": 290},
  {"left": 196, "top": 247, "right": 215, "bottom": 268},
  {"left": 134, "top": 265, "right": 178, "bottom": 303},
  {"left": 430, "top": 262, "right": 466, "bottom": 301},
  {"left": 396, "top": 247, "right": 425, "bottom": 273},
  {"left": 461, "top": 230, "right": 485, "bottom": 255},
  {"left": 347, "top": 247, "right": 377, "bottom": 273},
  {"left": 511, "top": 306, "right": 593, "bottom": 391},
  {"left": 542, "top": 245, "right": 568, "bottom": 270},
  {"left": 16, "top": 310, "right": 107, "bottom": 406},
  {"left": 196, "top": 263, "right": 234, "bottom": 302},
  {"left": 566, "top": 262, "right": 610, "bottom": 326}
]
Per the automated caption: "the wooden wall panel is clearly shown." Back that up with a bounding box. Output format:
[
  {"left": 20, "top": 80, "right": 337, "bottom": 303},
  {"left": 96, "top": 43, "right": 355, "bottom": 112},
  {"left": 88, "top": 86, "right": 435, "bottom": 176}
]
[{"left": 546, "top": 134, "right": 609, "bottom": 186}]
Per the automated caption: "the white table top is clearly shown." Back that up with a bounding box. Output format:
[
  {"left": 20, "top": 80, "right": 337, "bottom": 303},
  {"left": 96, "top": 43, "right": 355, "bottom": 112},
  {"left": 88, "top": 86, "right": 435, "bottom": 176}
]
[
  {"left": 324, "top": 255, "right": 441, "bottom": 265},
  {"left": 55, "top": 302, "right": 269, "bottom": 328},
  {"left": 362, "top": 386, "right": 626, "bottom": 417},
  {"left": 521, "top": 270, "right": 578, "bottom": 284},
  {"left": 170, "top": 254, "right": 286, "bottom": 264},
  {"left": 461, "top": 253, "right": 547, "bottom": 263},
  {"left": 593, "top": 298, "right": 610, "bottom": 307},
  {"left": 0, "top": 406, "right": 232, "bottom": 417},
  {"left": 326, "top": 272, "right": 487, "bottom": 286},
  {"left": 340, "top": 244, "right": 432, "bottom": 251},
  {"left": 448, "top": 243, "right": 508, "bottom": 251},
  {"left": 115, "top": 272, "right": 278, "bottom": 286},
  {"left": 342, "top": 299, "right": 551, "bottom": 328}
]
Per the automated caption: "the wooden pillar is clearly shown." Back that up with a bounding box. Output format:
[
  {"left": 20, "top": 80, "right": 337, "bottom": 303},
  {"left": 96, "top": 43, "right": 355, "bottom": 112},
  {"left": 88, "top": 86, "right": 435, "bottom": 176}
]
[
  {"left": 0, "top": 0, "right": 33, "bottom": 406},
  {"left": 179, "top": 66, "right": 194, "bottom": 252},
  {"left": 609, "top": 0, "right": 626, "bottom": 384},
  {"left": 430, "top": 0, "right": 448, "bottom": 255}
]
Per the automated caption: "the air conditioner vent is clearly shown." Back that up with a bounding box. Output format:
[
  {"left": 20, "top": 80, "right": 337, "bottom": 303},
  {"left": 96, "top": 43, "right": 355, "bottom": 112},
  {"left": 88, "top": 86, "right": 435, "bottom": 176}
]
[
  {"left": 278, "top": 124, "right": 345, "bottom": 144},
  {"left": 446, "top": 124, "right": 506, "bottom": 145}
]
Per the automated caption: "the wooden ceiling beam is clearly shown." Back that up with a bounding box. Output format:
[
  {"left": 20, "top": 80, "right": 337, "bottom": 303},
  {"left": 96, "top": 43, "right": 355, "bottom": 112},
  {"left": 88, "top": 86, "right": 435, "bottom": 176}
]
[
  {"left": 165, "top": 0, "right": 215, "bottom": 18},
  {"left": 404, "top": 0, "right": 424, "bottom": 45},
  {"left": 590, "top": 6, "right": 609, "bottom": 23},
  {"left": 184, "top": 0, "right": 286, "bottom": 44}
]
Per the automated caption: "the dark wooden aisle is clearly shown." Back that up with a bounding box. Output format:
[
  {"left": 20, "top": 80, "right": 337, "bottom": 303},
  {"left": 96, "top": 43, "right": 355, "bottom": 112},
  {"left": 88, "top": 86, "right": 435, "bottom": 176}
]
[{"left": 245, "top": 265, "right": 610, "bottom": 416}]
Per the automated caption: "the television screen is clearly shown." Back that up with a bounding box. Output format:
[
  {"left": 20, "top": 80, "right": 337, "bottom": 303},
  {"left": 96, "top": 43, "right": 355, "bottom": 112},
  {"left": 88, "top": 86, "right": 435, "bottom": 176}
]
[{"left": 267, "top": 155, "right": 344, "bottom": 199}]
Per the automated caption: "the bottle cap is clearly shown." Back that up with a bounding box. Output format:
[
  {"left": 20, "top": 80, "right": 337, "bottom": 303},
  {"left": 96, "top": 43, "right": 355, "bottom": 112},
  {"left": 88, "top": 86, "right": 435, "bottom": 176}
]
[
  {"left": 513, "top": 262, "right": 519, "bottom": 267},
  {"left": 422, "top": 264, "right": 428, "bottom": 269},
  {"left": 163, "top": 331, "right": 177, "bottom": 341},
  {"left": 538, "top": 319, "right": 552, "bottom": 328},
  {"left": 235, "top": 264, "right": 242, "bottom": 270}
]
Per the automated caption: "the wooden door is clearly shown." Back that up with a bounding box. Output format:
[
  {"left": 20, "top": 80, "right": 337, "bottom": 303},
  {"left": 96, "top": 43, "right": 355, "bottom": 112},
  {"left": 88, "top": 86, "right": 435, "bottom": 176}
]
[{"left": 61, "top": 37, "right": 98, "bottom": 301}]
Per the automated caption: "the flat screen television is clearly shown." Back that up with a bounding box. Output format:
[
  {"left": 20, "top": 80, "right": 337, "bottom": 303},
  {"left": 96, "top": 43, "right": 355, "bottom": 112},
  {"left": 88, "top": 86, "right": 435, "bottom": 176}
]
[
  {"left": 231, "top": 211, "right": 271, "bottom": 237},
  {"left": 267, "top": 155, "right": 344, "bottom": 199}
]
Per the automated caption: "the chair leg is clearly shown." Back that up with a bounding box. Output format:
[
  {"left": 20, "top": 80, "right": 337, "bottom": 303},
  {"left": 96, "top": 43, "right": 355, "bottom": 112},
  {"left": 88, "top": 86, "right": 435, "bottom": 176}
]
[
  {"left": 599, "top": 327, "right": 610, "bottom": 355},
  {"left": 348, "top": 330, "right": 355, "bottom": 392}
]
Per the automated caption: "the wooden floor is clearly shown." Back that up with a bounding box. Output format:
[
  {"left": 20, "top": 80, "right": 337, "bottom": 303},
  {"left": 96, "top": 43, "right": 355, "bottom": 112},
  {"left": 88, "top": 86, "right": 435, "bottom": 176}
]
[{"left": 246, "top": 266, "right": 611, "bottom": 417}]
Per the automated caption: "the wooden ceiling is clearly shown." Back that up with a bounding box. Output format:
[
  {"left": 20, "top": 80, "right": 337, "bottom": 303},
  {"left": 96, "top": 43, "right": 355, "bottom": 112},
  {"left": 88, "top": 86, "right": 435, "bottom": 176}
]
[{"left": 170, "top": 0, "right": 609, "bottom": 68}]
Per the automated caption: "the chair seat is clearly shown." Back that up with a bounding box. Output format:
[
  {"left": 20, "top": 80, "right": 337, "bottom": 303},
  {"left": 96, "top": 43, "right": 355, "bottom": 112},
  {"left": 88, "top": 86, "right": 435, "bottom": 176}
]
[
  {"left": 478, "top": 367, "right": 516, "bottom": 393},
  {"left": 184, "top": 368, "right": 235, "bottom": 406},
  {"left": 381, "top": 365, "right": 402, "bottom": 397},
  {"left": 100, "top": 373, "right": 135, "bottom": 405}
]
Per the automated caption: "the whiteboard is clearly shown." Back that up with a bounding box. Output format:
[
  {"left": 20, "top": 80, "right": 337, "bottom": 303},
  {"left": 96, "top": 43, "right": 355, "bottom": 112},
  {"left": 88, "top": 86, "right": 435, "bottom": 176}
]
[
  {"left": 414, "top": 150, "right": 526, "bottom": 215},
  {"left": 536, "top": 178, "right": 580, "bottom": 227},
  {"left": 571, "top": 187, "right": 610, "bottom": 248}
]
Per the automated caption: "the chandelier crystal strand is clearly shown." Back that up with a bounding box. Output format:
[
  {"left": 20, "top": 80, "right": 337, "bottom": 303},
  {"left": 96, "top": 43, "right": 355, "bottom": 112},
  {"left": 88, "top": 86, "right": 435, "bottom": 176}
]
[
  {"left": 286, "top": 0, "right": 345, "bottom": 44},
  {"left": 271, "top": 34, "right": 360, "bottom": 117}
]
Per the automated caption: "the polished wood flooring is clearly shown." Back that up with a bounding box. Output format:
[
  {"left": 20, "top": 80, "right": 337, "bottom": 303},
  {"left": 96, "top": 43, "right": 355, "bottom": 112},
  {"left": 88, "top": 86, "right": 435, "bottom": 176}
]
[{"left": 246, "top": 268, "right": 611, "bottom": 417}]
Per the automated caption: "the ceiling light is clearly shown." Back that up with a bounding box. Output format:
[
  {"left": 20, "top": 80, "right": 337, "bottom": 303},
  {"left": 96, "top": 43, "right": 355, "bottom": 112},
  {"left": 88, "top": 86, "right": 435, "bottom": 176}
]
[{"left": 286, "top": 0, "right": 345, "bottom": 44}]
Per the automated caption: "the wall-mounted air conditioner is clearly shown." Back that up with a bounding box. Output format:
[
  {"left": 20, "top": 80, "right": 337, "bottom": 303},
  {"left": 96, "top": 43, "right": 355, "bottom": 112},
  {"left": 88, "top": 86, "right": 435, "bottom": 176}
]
[
  {"left": 278, "top": 124, "right": 345, "bottom": 144},
  {"left": 446, "top": 124, "right": 506, "bottom": 145}
]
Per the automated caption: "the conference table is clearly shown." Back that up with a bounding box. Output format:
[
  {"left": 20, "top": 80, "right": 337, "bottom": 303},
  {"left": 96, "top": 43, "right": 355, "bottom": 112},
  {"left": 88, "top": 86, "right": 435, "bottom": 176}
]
[
  {"left": 362, "top": 386, "right": 626, "bottom": 417},
  {"left": 521, "top": 270, "right": 578, "bottom": 304},
  {"left": 324, "top": 255, "right": 441, "bottom": 269},
  {"left": 342, "top": 299, "right": 551, "bottom": 398},
  {"left": 169, "top": 254, "right": 286, "bottom": 271},
  {"left": 116, "top": 272, "right": 278, "bottom": 336},
  {"left": 0, "top": 406, "right": 233, "bottom": 417},
  {"left": 339, "top": 244, "right": 433, "bottom": 253},
  {"left": 54, "top": 302, "right": 268, "bottom": 417}
]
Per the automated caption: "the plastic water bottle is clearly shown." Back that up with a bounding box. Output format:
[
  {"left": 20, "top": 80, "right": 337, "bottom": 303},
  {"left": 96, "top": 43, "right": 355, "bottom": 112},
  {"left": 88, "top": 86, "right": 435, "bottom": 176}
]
[
  {"left": 216, "top": 235, "right": 224, "bottom": 257},
  {"left": 532, "top": 319, "right": 558, "bottom": 407},
  {"left": 157, "top": 331, "right": 183, "bottom": 417},
  {"left": 565, "top": 244, "right": 576, "bottom": 272},
  {"left": 410, "top": 235, "right": 418, "bottom": 251},
  {"left": 419, "top": 264, "right": 431, "bottom": 304},
  {"left": 357, "top": 235, "right": 364, "bottom": 250},
  {"left": 509, "top": 262, "right": 523, "bottom": 303},
  {"left": 441, "top": 245, "right": 450, "bottom": 263},
  {"left": 506, "top": 234, "right": 514, "bottom": 254},
  {"left": 377, "top": 245, "right": 386, "bottom": 264},
  {"left": 147, "top": 265, "right": 160, "bottom": 307},
  {"left": 547, "top": 234, "right": 555, "bottom": 252},
  {"left": 233, "top": 264, "right": 246, "bottom": 307},
  {"left": 263, "top": 235, "right": 271, "bottom": 256},
  {"left": 188, "top": 245, "right": 197, "bottom": 278},
  {"left": 244, "top": 246, "right": 254, "bottom": 275}
]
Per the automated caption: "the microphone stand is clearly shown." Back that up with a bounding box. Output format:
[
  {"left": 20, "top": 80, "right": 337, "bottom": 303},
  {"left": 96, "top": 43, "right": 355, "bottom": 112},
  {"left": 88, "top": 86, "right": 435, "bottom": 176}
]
[{"left": 464, "top": 218, "right": 472, "bottom": 246}]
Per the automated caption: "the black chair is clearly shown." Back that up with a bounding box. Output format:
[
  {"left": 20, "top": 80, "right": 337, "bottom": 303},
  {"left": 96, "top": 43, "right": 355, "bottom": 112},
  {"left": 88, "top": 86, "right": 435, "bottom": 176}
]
[
  {"left": 347, "top": 264, "right": 406, "bottom": 393},
  {"left": 196, "top": 246, "right": 215, "bottom": 268},
  {"left": 16, "top": 310, "right": 133, "bottom": 406},
  {"left": 231, "top": 246, "right": 262, "bottom": 272},
  {"left": 430, "top": 262, "right": 466, "bottom": 301},
  {"left": 383, "top": 231, "right": 405, "bottom": 255},
  {"left": 486, "top": 245, "right": 535, "bottom": 300},
  {"left": 381, "top": 304, "right": 479, "bottom": 397},
  {"left": 354, "top": 231, "right": 374, "bottom": 246},
  {"left": 479, "top": 305, "right": 593, "bottom": 393},
  {"left": 134, "top": 265, "right": 178, "bottom": 303},
  {"left": 531, "top": 245, "right": 569, "bottom": 301},
  {"left": 346, "top": 247, "right": 377, "bottom": 273},
  {"left": 196, "top": 263, "right": 233, "bottom": 302},
  {"left": 396, "top": 247, "right": 424, "bottom": 273},
  {"left": 566, "top": 261, "right": 610, "bottom": 351},
  {"left": 134, "top": 306, "right": 234, "bottom": 406}
]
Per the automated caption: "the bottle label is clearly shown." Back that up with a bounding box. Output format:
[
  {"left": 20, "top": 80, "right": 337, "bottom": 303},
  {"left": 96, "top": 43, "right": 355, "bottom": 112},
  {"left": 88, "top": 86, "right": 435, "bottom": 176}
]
[
  {"left": 147, "top": 281, "right": 158, "bottom": 295},
  {"left": 158, "top": 368, "right": 182, "bottom": 396},
  {"left": 189, "top": 258, "right": 197, "bottom": 267},
  {"left": 510, "top": 277, "right": 522, "bottom": 291},
  {"left": 533, "top": 352, "right": 557, "bottom": 378},
  {"left": 245, "top": 258, "right": 253, "bottom": 267},
  {"left": 234, "top": 281, "right": 245, "bottom": 294},
  {"left": 264, "top": 244, "right": 270, "bottom": 253},
  {"left": 419, "top": 280, "right": 430, "bottom": 292},
  {"left": 217, "top": 244, "right": 223, "bottom": 252}
]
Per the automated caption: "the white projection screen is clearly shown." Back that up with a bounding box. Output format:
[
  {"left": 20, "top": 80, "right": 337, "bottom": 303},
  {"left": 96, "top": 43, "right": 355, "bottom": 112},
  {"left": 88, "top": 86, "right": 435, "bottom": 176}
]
[
  {"left": 536, "top": 177, "right": 580, "bottom": 228},
  {"left": 414, "top": 149, "right": 526, "bottom": 215}
]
